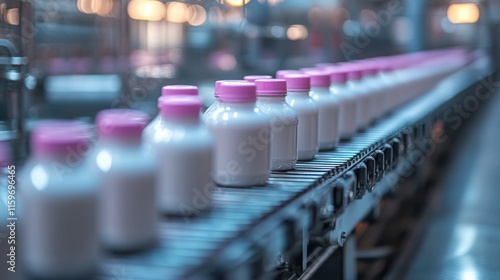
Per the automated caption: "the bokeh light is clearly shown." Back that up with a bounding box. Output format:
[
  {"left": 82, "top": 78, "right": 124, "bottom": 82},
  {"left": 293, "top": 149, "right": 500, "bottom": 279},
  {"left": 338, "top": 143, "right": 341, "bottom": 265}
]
[
  {"left": 165, "top": 1, "right": 189, "bottom": 23},
  {"left": 128, "top": 0, "right": 166, "bottom": 21},
  {"left": 188, "top": 5, "right": 207, "bottom": 26},
  {"left": 223, "top": 0, "right": 251, "bottom": 7},
  {"left": 447, "top": 3, "right": 480, "bottom": 24},
  {"left": 287, "top": 25, "right": 308, "bottom": 41}
]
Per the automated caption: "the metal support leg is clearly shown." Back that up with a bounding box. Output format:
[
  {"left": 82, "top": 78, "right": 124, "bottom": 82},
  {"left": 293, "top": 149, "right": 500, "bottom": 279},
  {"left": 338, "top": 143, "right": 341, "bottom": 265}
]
[{"left": 342, "top": 234, "right": 357, "bottom": 280}]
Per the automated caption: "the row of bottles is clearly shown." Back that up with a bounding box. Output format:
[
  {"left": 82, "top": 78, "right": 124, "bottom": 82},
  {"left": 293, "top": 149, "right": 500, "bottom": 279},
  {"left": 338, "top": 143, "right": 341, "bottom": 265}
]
[{"left": 16, "top": 48, "right": 472, "bottom": 279}]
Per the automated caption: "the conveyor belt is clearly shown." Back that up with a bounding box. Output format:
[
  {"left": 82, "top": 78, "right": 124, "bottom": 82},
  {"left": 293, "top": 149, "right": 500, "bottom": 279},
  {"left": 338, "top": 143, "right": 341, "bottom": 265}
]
[{"left": 96, "top": 58, "right": 492, "bottom": 280}]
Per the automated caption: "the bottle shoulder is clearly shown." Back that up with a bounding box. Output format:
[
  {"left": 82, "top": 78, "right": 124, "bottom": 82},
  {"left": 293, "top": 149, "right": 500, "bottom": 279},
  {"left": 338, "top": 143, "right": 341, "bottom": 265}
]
[
  {"left": 20, "top": 158, "right": 98, "bottom": 196},
  {"left": 256, "top": 101, "right": 299, "bottom": 125},
  {"left": 310, "top": 91, "right": 339, "bottom": 104},
  {"left": 203, "top": 104, "right": 270, "bottom": 127},
  {"left": 286, "top": 95, "right": 319, "bottom": 111},
  {"left": 87, "top": 145, "right": 156, "bottom": 174},
  {"left": 146, "top": 121, "right": 213, "bottom": 149}
]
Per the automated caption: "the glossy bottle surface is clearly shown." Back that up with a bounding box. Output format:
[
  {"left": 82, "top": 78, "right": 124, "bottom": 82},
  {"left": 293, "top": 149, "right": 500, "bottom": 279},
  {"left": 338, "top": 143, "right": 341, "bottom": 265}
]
[
  {"left": 150, "top": 119, "right": 213, "bottom": 213},
  {"left": 310, "top": 86, "right": 340, "bottom": 150},
  {"left": 146, "top": 95, "right": 214, "bottom": 214},
  {"left": 286, "top": 91, "right": 319, "bottom": 160},
  {"left": 90, "top": 143, "right": 156, "bottom": 251},
  {"left": 205, "top": 102, "right": 271, "bottom": 186},
  {"left": 331, "top": 83, "right": 356, "bottom": 140},
  {"left": 257, "top": 95, "right": 298, "bottom": 170},
  {"left": 20, "top": 124, "right": 98, "bottom": 279}
]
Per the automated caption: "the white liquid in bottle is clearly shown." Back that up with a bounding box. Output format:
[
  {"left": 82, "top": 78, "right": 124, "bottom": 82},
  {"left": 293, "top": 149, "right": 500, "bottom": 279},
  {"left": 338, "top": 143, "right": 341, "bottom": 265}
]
[
  {"left": 255, "top": 79, "right": 298, "bottom": 170},
  {"left": 204, "top": 82, "right": 271, "bottom": 186},
  {"left": 20, "top": 122, "right": 98, "bottom": 279},
  {"left": 284, "top": 74, "right": 319, "bottom": 160},
  {"left": 148, "top": 95, "right": 214, "bottom": 214}
]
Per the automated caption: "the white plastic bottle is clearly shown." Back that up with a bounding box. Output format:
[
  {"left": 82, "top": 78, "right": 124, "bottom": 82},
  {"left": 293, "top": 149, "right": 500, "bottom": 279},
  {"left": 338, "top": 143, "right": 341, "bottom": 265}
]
[
  {"left": 148, "top": 95, "right": 214, "bottom": 214},
  {"left": 204, "top": 80, "right": 246, "bottom": 120},
  {"left": 284, "top": 74, "right": 319, "bottom": 160},
  {"left": 357, "top": 62, "right": 382, "bottom": 126},
  {"left": 328, "top": 68, "right": 356, "bottom": 140},
  {"left": 204, "top": 82, "right": 271, "bottom": 186},
  {"left": 91, "top": 109, "right": 157, "bottom": 252},
  {"left": 143, "top": 85, "right": 198, "bottom": 145},
  {"left": 244, "top": 75, "right": 272, "bottom": 82},
  {"left": 373, "top": 60, "right": 397, "bottom": 116},
  {"left": 20, "top": 122, "right": 98, "bottom": 279},
  {"left": 371, "top": 58, "right": 394, "bottom": 119},
  {"left": 255, "top": 79, "right": 298, "bottom": 171},
  {"left": 345, "top": 67, "right": 368, "bottom": 131},
  {"left": 306, "top": 71, "right": 340, "bottom": 150}
]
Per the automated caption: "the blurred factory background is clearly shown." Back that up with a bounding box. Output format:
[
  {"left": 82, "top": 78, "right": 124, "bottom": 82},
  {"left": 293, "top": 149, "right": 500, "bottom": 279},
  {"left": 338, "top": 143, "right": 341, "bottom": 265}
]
[
  {"left": 1, "top": 0, "right": 500, "bottom": 280},
  {"left": 1, "top": 0, "right": 497, "bottom": 156}
]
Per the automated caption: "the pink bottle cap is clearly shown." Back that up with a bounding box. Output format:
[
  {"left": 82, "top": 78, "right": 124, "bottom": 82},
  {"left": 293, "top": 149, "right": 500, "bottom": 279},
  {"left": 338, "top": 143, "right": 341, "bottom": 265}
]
[
  {"left": 219, "top": 81, "right": 256, "bottom": 102},
  {"left": 243, "top": 75, "right": 272, "bottom": 83},
  {"left": 367, "top": 57, "right": 390, "bottom": 72},
  {"left": 214, "top": 80, "right": 246, "bottom": 98},
  {"left": 355, "top": 62, "right": 378, "bottom": 77},
  {"left": 162, "top": 85, "right": 198, "bottom": 96},
  {"left": 255, "top": 79, "right": 287, "bottom": 96},
  {"left": 276, "top": 70, "right": 302, "bottom": 79},
  {"left": 96, "top": 109, "right": 149, "bottom": 143},
  {"left": 388, "top": 57, "right": 410, "bottom": 70},
  {"left": 160, "top": 95, "right": 203, "bottom": 118},
  {"left": 31, "top": 122, "right": 90, "bottom": 158},
  {"left": 284, "top": 74, "right": 311, "bottom": 91},
  {"left": 304, "top": 71, "right": 330, "bottom": 88},
  {"left": 0, "top": 141, "right": 11, "bottom": 167},
  {"left": 327, "top": 68, "right": 348, "bottom": 84},
  {"left": 344, "top": 66, "right": 363, "bottom": 81}
]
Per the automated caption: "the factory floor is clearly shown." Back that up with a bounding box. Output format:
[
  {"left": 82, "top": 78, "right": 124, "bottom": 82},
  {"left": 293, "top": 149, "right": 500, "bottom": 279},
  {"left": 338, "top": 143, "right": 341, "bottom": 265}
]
[{"left": 391, "top": 89, "right": 500, "bottom": 279}]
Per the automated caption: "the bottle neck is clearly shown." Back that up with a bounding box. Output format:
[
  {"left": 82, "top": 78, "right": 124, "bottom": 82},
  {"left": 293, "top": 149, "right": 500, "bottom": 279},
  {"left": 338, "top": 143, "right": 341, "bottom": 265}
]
[
  {"left": 330, "top": 82, "right": 347, "bottom": 88},
  {"left": 362, "top": 75, "right": 377, "bottom": 82},
  {"left": 162, "top": 115, "right": 201, "bottom": 126},
  {"left": 101, "top": 136, "right": 142, "bottom": 149},
  {"left": 347, "top": 79, "right": 361, "bottom": 87},
  {"left": 311, "top": 86, "right": 330, "bottom": 94},
  {"left": 257, "top": 95, "right": 287, "bottom": 102},
  {"left": 219, "top": 100, "right": 256, "bottom": 108},
  {"left": 287, "top": 90, "right": 310, "bottom": 96}
]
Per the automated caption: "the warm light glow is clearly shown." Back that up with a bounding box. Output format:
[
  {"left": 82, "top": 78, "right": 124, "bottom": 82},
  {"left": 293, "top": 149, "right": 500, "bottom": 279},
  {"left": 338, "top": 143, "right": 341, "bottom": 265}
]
[
  {"left": 165, "top": 1, "right": 189, "bottom": 23},
  {"left": 287, "top": 25, "right": 308, "bottom": 41},
  {"left": 128, "top": 0, "right": 166, "bottom": 21},
  {"left": 77, "top": 0, "right": 113, "bottom": 16},
  {"left": 5, "top": 8, "right": 19, "bottom": 25},
  {"left": 223, "top": 0, "right": 251, "bottom": 7},
  {"left": 188, "top": 5, "right": 207, "bottom": 26},
  {"left": 447, "top": 3, "right": 480, "bottom": 24},
  {"left": 77, "top": 0, "right": 93, "bottom": 14},
  {"left": 94, "top": 0, "right": 113, "bottom": 16}
]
